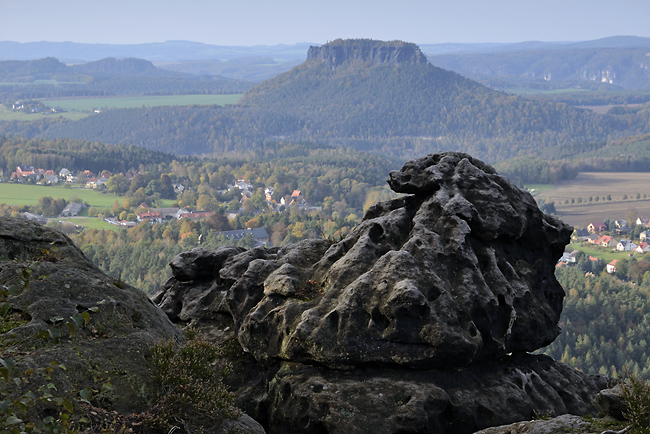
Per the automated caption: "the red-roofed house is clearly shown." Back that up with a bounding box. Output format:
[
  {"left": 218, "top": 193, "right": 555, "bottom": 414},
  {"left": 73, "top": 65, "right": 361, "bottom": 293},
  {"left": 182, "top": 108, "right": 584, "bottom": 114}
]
[
  {"left": 606, "top": 260, "right": 619, "bottom": 274},
  {"left": 178, "top": 211, "right": 215, "bottom": 221},
  {"left": 598, "top": 235, "right": 615, "bottom": 247},
  {"left": 137, "top": 211, "right": 163, "bottom": 223},
  {"left": 636, "top": 243, "right": 650, "bottom": 254}
]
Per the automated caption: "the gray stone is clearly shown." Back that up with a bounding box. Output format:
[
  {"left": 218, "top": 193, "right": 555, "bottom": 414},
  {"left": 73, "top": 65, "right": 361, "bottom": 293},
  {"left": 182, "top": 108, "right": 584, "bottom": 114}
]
[
  {"left": 154, "top": 152, "right": 605, "bottom": 434},
  {"left": 472, "top": 414, "right": 589, "bottom": 434},
  {"left": 0, "top": 216, "right": 184, "bottom": 413},
  {"left": 235, "top": 152, "right": 572, "bottom": 369},
  {"left": 307, "top": 39, "right": 429, "bottom": 70},
  {"left": 595, "top": 384, "right": 627, "bottom": 420}
]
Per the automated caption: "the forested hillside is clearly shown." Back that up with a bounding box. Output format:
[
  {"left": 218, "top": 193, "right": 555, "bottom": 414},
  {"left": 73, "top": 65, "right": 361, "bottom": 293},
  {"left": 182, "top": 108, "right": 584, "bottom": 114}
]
[
  {"left": 6, "top": 39, "right": 649, "bottom": 164},
  {"left": 0, "top": 135, "right": 191, "bottom": 175},
  {"left": 544, "top": 264, "right": 650, "bottom": 379},
  {"left": 38, "top": 106, "right": 302, "bottom": 155},
  {"left": 431, "top": 47, "right": 650, "bottom": 90}
]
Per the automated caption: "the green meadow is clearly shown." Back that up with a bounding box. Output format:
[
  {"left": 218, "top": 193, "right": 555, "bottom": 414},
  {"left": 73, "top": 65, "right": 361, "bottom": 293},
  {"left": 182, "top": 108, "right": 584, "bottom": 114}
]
[
  {"left": 42, "top": 94, "right": 243, "bottom": 112},
  {"left": 56, "top": 217, "right": 121, "bottom": 232},
  {"left": 0, "top": 183, "right": 174, "bottom": 209},
  {"left": 567, "top": 242, "right": 630, "bottom": 263},
  {"left": 0, "top": 105, "right": 89, "bottom": 121}
]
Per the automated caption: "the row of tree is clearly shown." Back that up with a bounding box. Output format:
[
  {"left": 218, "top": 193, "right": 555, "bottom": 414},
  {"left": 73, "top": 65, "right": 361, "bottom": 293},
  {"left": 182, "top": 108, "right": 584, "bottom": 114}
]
[{"left": 543, "top": 264, "right": 650, "bottom": 379}]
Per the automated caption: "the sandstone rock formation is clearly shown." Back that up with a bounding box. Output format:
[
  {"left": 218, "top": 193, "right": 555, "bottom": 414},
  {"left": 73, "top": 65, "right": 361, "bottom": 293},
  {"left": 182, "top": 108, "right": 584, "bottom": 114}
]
[
  {"left": 307, "top": 39, "right": 429, "bottom": 69},
  {"left": 0, "top": 217, "right": 264, "bottom": 433},
  {"left": 154, "top": 152, "right": 609, "bottom": 433},
  {"left": 0, "top": 216, "right": 183, "bottom": 413}
]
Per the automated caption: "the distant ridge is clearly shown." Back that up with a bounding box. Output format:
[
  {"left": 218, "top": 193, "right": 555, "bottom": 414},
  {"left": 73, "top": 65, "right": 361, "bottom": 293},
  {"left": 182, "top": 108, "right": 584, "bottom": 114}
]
[
  {"left": 34, "top": 38, "right": 640, "bottom": 162},
  {"left": 71, "top": 57, "right": 160, "bottom": 76}
]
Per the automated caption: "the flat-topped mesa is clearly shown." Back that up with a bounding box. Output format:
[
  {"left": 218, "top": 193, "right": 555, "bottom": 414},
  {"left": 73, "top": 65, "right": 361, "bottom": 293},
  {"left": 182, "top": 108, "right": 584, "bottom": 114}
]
[{"left": 307, "top": 39, "right": 429, "bottom": 69}]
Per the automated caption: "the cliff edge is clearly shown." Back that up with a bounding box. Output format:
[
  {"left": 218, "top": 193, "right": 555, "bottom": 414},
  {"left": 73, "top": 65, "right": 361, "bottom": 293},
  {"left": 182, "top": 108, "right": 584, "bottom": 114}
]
[{"left": 306, "top": 39, "right": 429, "bottom": 69}]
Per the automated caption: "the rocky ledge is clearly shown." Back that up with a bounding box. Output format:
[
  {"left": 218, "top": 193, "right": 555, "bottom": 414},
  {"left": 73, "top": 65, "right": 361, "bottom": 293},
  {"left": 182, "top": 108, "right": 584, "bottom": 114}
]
[{"left": 154, "top": 152, "right": 610, "bottom": 433}]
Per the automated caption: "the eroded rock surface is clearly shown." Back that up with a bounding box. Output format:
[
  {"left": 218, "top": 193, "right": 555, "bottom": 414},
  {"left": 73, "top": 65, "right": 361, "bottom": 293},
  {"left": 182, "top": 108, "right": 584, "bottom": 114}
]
[
  {"left": 0, "top": 217, "right": 184, "bottom": 413},
  {"left": 0, "top": 217, "right": 265, "bottom": 433},
  {"left": 306, "top": 39, "right": 429, "bottom": 69},
  {"left": 154, "top": 152, "right": 605, "bottom": 434}
]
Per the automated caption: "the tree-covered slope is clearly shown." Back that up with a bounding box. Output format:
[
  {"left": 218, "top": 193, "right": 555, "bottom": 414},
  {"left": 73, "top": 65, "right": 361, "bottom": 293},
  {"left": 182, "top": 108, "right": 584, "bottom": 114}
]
[
  {"left": 430, "top": 46, "right": 650, "bottom": 90},
  {"left": 239, "top": 40, "right": 623, "bottom": 157},
  {"left": 9, "top": 39, "right": 650, "bottom": 163},
  {"left": 0, "top": 57, "right": 254, "bottom": 100}
]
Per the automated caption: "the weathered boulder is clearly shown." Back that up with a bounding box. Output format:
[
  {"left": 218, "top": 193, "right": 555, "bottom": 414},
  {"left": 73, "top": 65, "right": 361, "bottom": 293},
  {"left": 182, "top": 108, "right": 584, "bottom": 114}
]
[
  {"left": 256, "top": 354, "right": 607, "bottom": 434},
  {"left": 0, "top": 216, "right": 183, "bottom": 413},
  {"left": 154, "top": 152, "right": 605, "bottom": 434},
  {"left": 0, "top": 217, "right": 264, "bottom": 434},
  {"left": 228, "top": 152, "right": 570, "bottom": 369},
  {"left": 594, "top": 384, "right": 627, "bottom": 420},
  {"left": 472, "top": 414, "right": 591, "bottom": 434}
]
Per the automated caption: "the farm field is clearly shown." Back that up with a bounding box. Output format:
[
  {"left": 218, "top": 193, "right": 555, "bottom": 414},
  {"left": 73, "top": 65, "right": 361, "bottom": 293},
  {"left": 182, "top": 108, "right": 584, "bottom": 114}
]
[
  {"left": 54, "top": 217, "right": 120, "bottom": 232},
  {"left": 0, "top": 105, "right": 89, "bottom": 121},
  {"left": 535, "top": 172, "right": 650, "bottom": 227},
  {"left": 41, "top": 94, "right": 243, "bottom": 112},
  {"left": 0, "top": 183, "right": 175, "bottom": 209}
]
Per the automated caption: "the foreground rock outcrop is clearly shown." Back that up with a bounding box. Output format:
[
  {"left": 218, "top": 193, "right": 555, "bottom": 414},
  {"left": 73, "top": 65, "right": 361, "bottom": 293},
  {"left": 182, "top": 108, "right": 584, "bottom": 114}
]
[
  {"left": 0, "top": 217, "right": 183, "bottom": 413},
  {"left": 154, "top": 152, "right": 610, "bottom": 433},
  {"left": 0, "top": 217, "right": 264, "bottom": 433}
]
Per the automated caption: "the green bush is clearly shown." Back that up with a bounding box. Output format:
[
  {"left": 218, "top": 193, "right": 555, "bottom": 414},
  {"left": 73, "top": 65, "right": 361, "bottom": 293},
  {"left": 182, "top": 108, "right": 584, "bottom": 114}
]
[
  {"left": 622, "top": 369, "right": 650, "bottom": 433},
  {"left": 147, "top": 331, "right": 240, "bottom": 432}
]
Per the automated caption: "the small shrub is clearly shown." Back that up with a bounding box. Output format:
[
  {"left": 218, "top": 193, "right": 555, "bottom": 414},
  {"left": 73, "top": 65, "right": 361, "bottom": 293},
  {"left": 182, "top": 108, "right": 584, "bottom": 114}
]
[
  {"left": 147, "top": 333, "right": 239, "bottom": 432},
  {"left": 621, "top": 368, "right": 650, "bottom": 433}
]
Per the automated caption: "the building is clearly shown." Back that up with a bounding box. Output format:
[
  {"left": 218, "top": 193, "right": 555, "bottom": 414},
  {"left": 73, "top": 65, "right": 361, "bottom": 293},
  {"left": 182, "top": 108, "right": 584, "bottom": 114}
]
[
  {"left": 587, "top": 222, "right": 608, "bottom": 233},
  {"left": 60, "top": 203, "right": 83, "bottom": 217},
  {"left": 217, "top": 228, "right": 270, "bottom": 246},
  {"left": 178, "top": 211, "right": 216, "bottom": 221},
  {"left": 21, "top": 212, "right": 47, "bottom": 225},
  {"left": 559, "top": 250, "right": 579, "bottom": 263},
  {"left": 606, "top": 260, "right": 619, "bottom": 274},
  {"left": 151, "top": 208, "right": 181, "bottom": 220},
  {"left": 616, "top": 239, "right": 637, "bottom": 252},
  {"left": 136, "top": 211, "right": 163, "bottom": 223}
]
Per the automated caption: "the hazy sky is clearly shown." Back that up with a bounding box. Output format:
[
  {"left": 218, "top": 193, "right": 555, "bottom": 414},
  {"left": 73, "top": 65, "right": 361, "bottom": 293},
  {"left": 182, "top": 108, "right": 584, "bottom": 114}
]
[{"left": 2, "top": 0, "right": 649, "bottom": 46}]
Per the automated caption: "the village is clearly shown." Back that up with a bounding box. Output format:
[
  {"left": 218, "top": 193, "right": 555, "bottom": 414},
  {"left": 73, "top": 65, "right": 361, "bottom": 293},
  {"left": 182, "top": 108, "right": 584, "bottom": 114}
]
[
  {"left": 13, "top": 164, "right": 650, "bottom": 264},
  {"left": 561, "top": 217, "right": 650, "bottom": 274},
  {"left": 6, "top": 164, "right": 325, "bottom": 247}
]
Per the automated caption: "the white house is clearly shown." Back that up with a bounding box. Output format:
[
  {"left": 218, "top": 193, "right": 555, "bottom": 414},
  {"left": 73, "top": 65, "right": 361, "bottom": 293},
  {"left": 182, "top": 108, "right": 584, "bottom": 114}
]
[
  {"left": 561, "top": 250, "right": 580, "bottom": 263},
  {"left": 614, "top": 220, "right": 629, "bottom": 229},
  {"left": 235, "top": 179, "right": 252, "bottom": 190},
  {"left": 617, "top": 239, "right": 637, "bottom": 251},
  {"left": 607, "top": 260, "right": 619, "bottom": 274},
  {"left": 635, "top": 243, "right": 650, "bottom": 254}
]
